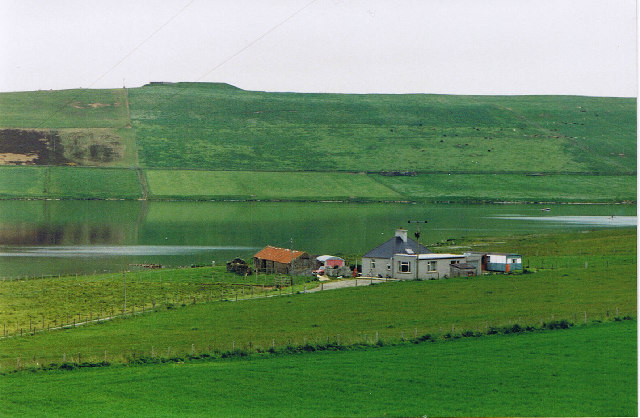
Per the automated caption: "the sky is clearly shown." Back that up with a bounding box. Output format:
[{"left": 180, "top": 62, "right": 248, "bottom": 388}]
[{"left": 0, "top": 0, "right": 637, "bottom": 96}]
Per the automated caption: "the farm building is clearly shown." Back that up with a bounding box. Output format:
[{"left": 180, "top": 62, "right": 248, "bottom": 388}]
[
  {"left": 361, "top": 229, "right": 432, "bottom": 278},
  {"left": 464, "top": 252, "right": 522, "bottom": 273},
  {"left": 450, "top": 262, "right": 478, "bottom": 278},
  {"left": 362, "top": 229, "right": 520, "bottom": 279},
  {"left": 393, "top": 252, "right": 466, "bottom": 280},
  {"left": 253, "top": 245, "right": 313, "bottom": 275},
  {"left": 316, "top": 255, "right": 344, "bottom": 268}
]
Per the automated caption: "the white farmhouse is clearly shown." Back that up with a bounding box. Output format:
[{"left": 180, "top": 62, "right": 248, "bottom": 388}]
[{"left": 362, "top": 229, "right": 475, "bottom": 280}]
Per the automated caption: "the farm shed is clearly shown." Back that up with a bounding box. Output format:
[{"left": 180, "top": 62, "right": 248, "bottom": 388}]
[
  {"left": 253, "top": 246, "right": 313, "bottom": 275},
  {"left": 464, "top": 252, "right": 522, "bottom": 273},
  {"left": 450, "top": 262, "right": 478, "bottom": 278},
  {"left": 316, "top": 255, "right": 344, "bottom": 268},
  {"left": 361, "top": 229, "right": 431, "bottom": 279}
]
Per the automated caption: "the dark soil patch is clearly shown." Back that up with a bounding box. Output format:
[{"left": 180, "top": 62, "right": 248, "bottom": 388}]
[{"left": 0, "top": 129, "right": 69, "bottom": 165}]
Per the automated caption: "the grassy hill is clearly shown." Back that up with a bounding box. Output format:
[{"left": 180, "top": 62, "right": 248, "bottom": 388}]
[
  {"left": 0, "top": 83, "right": 635, "bottom": 201},
  {"left": 129, "top": 83, "right": 636, "bottom": 173}
]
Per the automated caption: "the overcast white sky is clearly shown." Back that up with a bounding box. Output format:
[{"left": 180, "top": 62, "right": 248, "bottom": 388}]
[{"left": 0, "top": 0, "right": 637, "bottom": 96}]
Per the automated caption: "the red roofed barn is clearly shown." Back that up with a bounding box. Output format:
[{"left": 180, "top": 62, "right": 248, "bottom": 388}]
[{"left": 253, "top": 246, "right": 313, "bottom": 274}]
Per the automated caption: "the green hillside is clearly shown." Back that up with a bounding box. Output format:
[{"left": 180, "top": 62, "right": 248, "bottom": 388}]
[
  {"left": 0, "top": 83, "right": 635, "bottom": 201},
  {"left": 129, "top": 83, "right": 636, "bottom": 173}
]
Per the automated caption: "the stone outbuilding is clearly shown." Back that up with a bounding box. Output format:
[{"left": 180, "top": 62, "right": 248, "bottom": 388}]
[{"left": 253, "top": 245, "right": 313, "bottom": 275}]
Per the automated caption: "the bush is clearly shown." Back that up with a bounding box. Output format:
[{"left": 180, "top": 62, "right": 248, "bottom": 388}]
[
  {"left": 414, "top": 333, "right": 432, "bottom": 343},
  {"left": 543, "top": 319, "right": 571, "bottom": 330}
]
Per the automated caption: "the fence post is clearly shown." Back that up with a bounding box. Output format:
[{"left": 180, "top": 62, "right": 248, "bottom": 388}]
[
  {"left": 584, "top": 311, "right": 587, "bottom": 323},
  {"left": 104, "top": 350, "right": 107, "bottom": 362}
]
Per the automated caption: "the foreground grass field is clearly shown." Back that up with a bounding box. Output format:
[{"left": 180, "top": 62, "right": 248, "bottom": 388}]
[
  {"left": 1, "top": 321, "right": 635, "bottom": 417},
  {"left": 0, "top": 228, "right": 634, "bottom": 370}
]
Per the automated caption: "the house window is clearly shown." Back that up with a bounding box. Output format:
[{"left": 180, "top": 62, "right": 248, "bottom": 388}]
[
  {"left": 398, "top": 261, "right": 411, "bottom": 273},
  {"left": 387, "top": 264, "right": 391, "bottom": 271},
  {"left": 371, "top": 259, "right": 376, "bottom": 269},
  {"left": 426, "top": 261, "right": 437, "bottom": 271},
  {"left": 510, "top": 258, "right": 520, "bottom": 264}
]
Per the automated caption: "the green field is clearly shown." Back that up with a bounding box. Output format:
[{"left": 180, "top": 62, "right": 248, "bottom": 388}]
[
  {"left": 0, "top": 321, "right": 635, "bottom": 417},
  {"left": 0, "top": 166, "right": 142, "bottom": 199},
  {"left": 0, "top": 229, "right": 634, "bottom": 370},
  {"left": 377, "top": 173, "right": 637, "bottom": 202},
  {"left": 0, "top": 267, "right": 316, "bottom": 335},
  {"left": 145, "top": 169, "right": 402, "bottom": 200},
  {"left": 1, "top": 165, "right": 634, "bottom": 202},
  {"left": 0, "top": 89, "right": 129, "bottom": 129}
]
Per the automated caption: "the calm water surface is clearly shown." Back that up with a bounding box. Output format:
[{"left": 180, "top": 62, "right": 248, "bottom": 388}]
[{"left": 0, "top": 200, "right": 635, "bottom": 278}]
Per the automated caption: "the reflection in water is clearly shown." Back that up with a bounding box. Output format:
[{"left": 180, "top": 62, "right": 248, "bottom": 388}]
[
  {"left": 0, "top": 224, "right": 126, "bottom": 245},
  {"left": 0, "top": 245, "right": 259, "bottom": 257}
]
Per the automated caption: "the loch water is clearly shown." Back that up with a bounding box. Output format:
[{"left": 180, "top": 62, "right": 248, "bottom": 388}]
[{"left": 0, "top": 200, "right": 635, "bottom": 278}]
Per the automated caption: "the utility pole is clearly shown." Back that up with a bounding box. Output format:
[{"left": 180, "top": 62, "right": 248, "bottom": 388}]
[
  {"left": 123, "top": 271, "right": 127, "bottom": 314},
  {"left": 408, "top": 220, "right": 428, "bottom": 279},
  {"left": 290, "top": 238, "right": 294, "bottom": 277}
]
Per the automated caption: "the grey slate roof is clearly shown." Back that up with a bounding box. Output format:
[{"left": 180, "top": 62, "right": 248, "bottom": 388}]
[{"left": 363, "top": 236, "right": 431, "bottom": 258}]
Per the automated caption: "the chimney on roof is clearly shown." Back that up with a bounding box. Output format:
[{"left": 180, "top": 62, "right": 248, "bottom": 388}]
[{"left": 395, "top": 229, "right": 408, "bottom": 243}]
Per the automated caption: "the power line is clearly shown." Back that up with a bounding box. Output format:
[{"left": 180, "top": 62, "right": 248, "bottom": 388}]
[
  {"left": 195, "top": 0, "right": 318, "bottom": 82},
  {"left": 123, "top": 0, "right": 320, "bottom": 133},
  {"left": 32, "top": 0, "right": 197, "bottom": 130},
  {"left": 90, "top": 0, "right": 197, "bottom": 89}
]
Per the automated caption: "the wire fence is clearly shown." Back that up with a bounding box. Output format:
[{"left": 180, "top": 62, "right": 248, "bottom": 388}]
[{"left": 0, "top": 308, "right": 635, "bottom": 373}]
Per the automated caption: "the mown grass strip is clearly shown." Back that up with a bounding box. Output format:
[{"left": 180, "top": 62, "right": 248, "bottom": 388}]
[{"left": 144, "top": 169, "right": 402, "bottom": 201}]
